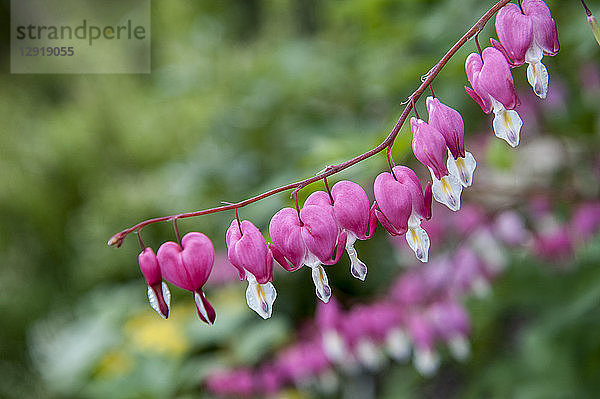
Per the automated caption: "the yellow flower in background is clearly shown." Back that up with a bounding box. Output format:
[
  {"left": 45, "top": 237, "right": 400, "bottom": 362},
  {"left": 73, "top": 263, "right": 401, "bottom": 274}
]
[
  {"left": 95, "top": 350, "right": 134, "bottom": 378},
  {"left": 124, "top": 306, "right": 191, "bottom": 356}
]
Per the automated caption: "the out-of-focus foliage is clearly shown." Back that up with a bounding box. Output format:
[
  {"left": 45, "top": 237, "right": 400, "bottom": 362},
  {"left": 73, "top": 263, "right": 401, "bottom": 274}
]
[{"left": 0, "top": 0, "right": 598, "bottom": 398}]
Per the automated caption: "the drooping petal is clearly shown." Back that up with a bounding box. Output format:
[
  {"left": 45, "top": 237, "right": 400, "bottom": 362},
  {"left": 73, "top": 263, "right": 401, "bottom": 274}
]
[
  {"left": 495, "top": 2, "right": 533, "bottom": 66},
  {"left": 392, "top": 165, "right": 429, "bottom": 221},
  {"left": 310, "top": 263, "right": 332, "bottom": 303},
  {"left": 465, "top": 53, "right": 493, "bottom": 113},
  {"left": 194, "top": 289, "right": 216, "bottom": 325},
  {"left": 226, "top": 219, "right": 273, "bottom": 283},
  {"left": 373, "top": 172, "right": 412, "bottom": 235},
  {"left": 147, "top": 282, "right": 171, "bottom": 319},
  {"left": 405, "top": 225, "right": 431, "bottom": 263},
  {"left": 478, "top": 47, "right": 519, "bottom": 110},
  {"left": 411, "top": 117, "right": 449, "bottom": 180},
  {"left": 431, "top": 170, "right": 462, "bottom": 211},
  {"left": 527, "top": 60, "right": 549, "bottom": 99},
  {"left": 523, "top": 0, "right": 559, "bottom": 56},
  {"left": 180, "top": 232, "right": 214, "bottom": 289},
  {"left": 157, "top": 241, "right": 192, "bottom": 291},
  {"left": 492, "top": 103, "right": 523, "bottom": 147},
  {"left": 426, "top": 97, "right": 465, "bottom": 158},
  {"left": 300, "top": 205, "right": 339, "bottom": 263},
  {"left": 331, "top": 180, "right": 370, "bottom": 239},
  {"left": 269, "top": 207, "right": 306, "bottom": 269},
  {"left": 138, "top": 247, "right": 162, "bottom": 286},
  {"left": 245, "top": 273, "right": 277, "bottom": 319},
  {"left": 345, "top": 233, "right": 367, "bottom": 281},
  {"left": 447, "top": 150, "right": 477, "bottom": 187}
]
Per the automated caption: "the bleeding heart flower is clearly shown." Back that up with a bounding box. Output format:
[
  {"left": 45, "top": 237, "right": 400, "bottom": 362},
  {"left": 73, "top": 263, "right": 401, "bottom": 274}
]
[
  {"left": 226, "top": 219, "right": 277, "bottom": 319},
  {"left": 157, "top": 232, "right": 216, "bottom": 324},
  {"left": 465, "top": 47, "right": 523, "bottom": 147},
  {"left": 304, "top": 182, "right": 377, "bottom": 281},
  {"left": 138, "top": 247, "right": 171, "bottom": 319},
  {"left": 391, "top": 166, "right": 433, "bottom": 262},
  {"left": 426, "top": 96, "right": 477, "bottom": 188},
  {"left": 269, "top": 205, "right": 346, "bottom": 303},
  {"left": 493, "top": 0, "right": 559, "bottom": 98},
  {"left": 411, "top": 117, "right": 463, "bottom": 211}
]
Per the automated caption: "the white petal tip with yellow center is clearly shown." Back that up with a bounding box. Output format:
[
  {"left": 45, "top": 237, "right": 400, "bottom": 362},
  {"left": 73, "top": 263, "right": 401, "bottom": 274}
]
[
  {"left": 527, "top": 61, "right": 549, "bottom": 99},
  {"left": 414, "top": 349, "right": 440, "bottom": 377},
  {"left": 147, "top": 282, "right": 170, "bottom": 319},
  {"left": 406, "top": 226, "right": 430, "bottom": 263},
  {"left": 431, "top": 170, "right": 462, "bottom": 211},
  {"left": 311, "top": 264, "right": 332, "bottom": 303},
  {"left": 245, "top": 275, "right": 277, "bottom": 319},
  {"left": 492, "top": 107, "right": 522, "bottom": 148},
  {"left": 346, "top": 239, "right": 367, "bottom": 281},
  {"left": 447, "top": 150, "right": 476, "bottom": 187}
]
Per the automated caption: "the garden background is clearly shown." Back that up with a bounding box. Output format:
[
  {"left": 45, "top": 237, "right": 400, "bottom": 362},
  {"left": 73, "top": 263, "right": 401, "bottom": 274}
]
[{"left": 1, "top": 0, "right": 599, "bottom": 398}]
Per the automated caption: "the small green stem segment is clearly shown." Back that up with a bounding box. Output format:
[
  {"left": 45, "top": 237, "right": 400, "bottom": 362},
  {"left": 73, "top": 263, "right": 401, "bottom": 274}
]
[{"left": 108, "top": 0, "right": 514, "bottom": 248}]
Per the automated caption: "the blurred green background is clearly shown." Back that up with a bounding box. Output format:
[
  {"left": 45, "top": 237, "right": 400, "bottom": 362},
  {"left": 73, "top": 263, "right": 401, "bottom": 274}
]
[{"left": 0, "top": 0, "right": 599, "bottom": 398}]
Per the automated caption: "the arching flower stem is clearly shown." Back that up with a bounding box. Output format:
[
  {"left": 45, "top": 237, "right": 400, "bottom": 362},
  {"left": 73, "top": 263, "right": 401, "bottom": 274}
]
[{"left": 108, "top": 0, "right": 514, "bottom": 249}]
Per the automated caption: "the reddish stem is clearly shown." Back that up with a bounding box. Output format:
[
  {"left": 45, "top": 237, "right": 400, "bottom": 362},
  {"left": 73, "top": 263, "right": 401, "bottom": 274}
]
[
  {"left": 323, "top": 177, "right": 334, "bottom": 204},
  {"left": 108, "top": 0, "right": 512, "bottom": 248}
]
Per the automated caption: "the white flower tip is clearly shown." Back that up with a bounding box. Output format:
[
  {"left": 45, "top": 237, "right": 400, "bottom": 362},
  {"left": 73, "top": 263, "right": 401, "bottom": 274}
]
[
  {"left": 147, "top": 282, "right": 171, "bottom": 319},
  {"left": 386, "top": 328, "right": 411, "bottom": 362},
  {"left": 346, "top": 244, "right": 367, "bottom": 281},
  {"left": 414, "top": 349, "right": 440, "bottom": 377},
  {"left": 493, "top": 108, "right": 522, "bottom": 147},
  {"left": 246, "top": 280, "right": 277, "bottom": 319},
  {"left": 194, "top": 291, "right": 213, "bottom": 325},
  {"left": 527, "top": 61, "right": 549, "bottom": 99},
  {"left": 311, "top": 264, "right": 332, "bottom": 303},
  {"left": 431, "top": 171, "right": 462, "bottom": 211},
  {"left": 449, "top": 335, "right": 470, "bottom": 362},
  {"left": 447, "top": 151, "right": 476, "bottom": 188},
  {"left": 323, "top": 330, "right": 348, "bottom": 364},
  {"left": 406, "top": 226, "right": 430, "bottom": 263},
  {"left": 356, "top": 339, "right": 385, "bottom": 371}
]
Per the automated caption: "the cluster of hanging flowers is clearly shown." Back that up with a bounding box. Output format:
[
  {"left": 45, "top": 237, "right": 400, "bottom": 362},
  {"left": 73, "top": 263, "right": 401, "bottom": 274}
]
[{"left": 126, "top": 0, "right": 559, "bottom": 323}]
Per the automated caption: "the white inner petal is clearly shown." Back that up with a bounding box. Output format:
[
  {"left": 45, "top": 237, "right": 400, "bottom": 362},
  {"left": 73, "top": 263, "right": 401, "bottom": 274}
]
[
  {"left": 413, "top": 348, "right": 440, "bottom": 377},
  {"left": 525, "top": 42, "right": 543, "bottom": 64},
  {"left": 356, "top": 339, "right": 385, "bottom": 371},
  {"left": 405, "top": 225, "right": 430, "bottom": 263},
  {"left": 430, "top": 169, "right": 462, "bottom": 211},
  {"left": 492, "top": 103, "right": 522, "bottom": 148},
  {"left": 527, "top": 61, "right": 549, "bottom": 99},
  {"left": 310, "top": 263, "right": 332, "bottom": 303},
  {"left": 385, "top": 328, "right": 411, "bottom": 362},
  {"left": 323, "top": 330, "right": 347, "bottom": 364},
  {"left": 194, "top": 291, "right": 211, "bottom": 323},
  {"left": 345, "top": 236, "right": 367, "bottom": 281},
  {"left": 147, "top": 282, "right": 171, "bottom": 319},
  {"left": 448, "top": 335, "right": 470, "bottom": 362},
  {"left": 245, "top": 273, "right": 277, "bottom": 319},
  {"left": 447, "top": 150, "right": 476, "bottom": 187}
]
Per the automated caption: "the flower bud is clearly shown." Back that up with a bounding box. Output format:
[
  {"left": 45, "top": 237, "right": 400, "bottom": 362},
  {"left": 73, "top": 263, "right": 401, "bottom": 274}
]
[{"left": 138, "top": 247, "right": 170, "bottom": 319}]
